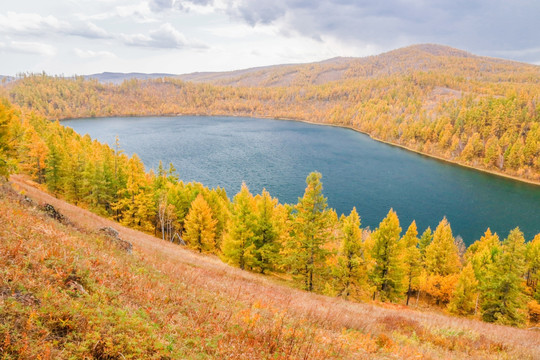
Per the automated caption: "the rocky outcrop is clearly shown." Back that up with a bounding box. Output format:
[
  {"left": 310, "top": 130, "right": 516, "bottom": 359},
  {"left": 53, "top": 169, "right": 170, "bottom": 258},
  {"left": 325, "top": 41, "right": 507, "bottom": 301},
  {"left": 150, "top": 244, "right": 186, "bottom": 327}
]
[
  {"left": 40, "top": 203, "right": 72, "bottom": 226},
  {"left": 0, "top": 287, "right": 41, "bottom": 306},
  {"left": 99, "top": 226, "right": 133, "bottom": 254}
]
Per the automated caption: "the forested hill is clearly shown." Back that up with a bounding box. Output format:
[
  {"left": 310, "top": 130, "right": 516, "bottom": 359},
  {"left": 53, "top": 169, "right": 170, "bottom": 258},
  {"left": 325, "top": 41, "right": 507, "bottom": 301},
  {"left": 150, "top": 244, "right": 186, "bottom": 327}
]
[
  {"left": 2, "top": 44, "right": 540, "bottom": 182},
  {"left": 176, "top": 44, "right": 540, "bottom": 87},
  {"left": 1, "top": 97, "right": 540, "bottom": 354},
  {"left": 83, "top": 44, "right": 540, "bottom": 87},
  {"left": 1, "top": 44, "right": 540, "bottom": 351}
]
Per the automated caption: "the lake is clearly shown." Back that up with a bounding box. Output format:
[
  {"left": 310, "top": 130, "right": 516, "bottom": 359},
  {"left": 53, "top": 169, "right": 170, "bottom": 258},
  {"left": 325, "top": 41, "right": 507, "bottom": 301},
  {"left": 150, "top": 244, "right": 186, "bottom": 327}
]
[{"left": 63, "top": 116, "right": 540, "bottom": 244}]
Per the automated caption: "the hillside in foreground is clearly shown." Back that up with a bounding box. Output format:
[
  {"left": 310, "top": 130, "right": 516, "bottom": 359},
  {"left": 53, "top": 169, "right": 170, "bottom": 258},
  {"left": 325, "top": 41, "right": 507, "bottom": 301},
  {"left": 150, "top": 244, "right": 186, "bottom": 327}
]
[{"left": 1, "top": 176, "right": 539, "bottom": 359}]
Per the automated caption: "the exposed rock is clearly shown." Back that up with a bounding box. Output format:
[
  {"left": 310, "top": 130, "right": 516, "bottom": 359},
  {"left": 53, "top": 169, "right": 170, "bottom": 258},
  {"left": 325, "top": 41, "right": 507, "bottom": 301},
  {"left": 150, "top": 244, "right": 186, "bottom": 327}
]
[
  {"left": 66, "top": 280, "right": 87, "bottom": 295},
  {"left": 99, "top": 226, "right": 133, "bottom": 254},
  {"left": 0, "top": 287, "right": 41, "bottom": 306},
  {"left": 114, "top": 238, "right": 133, "bottom": 254},
  {"left": 22, "top": 196, "right": 35, "bottom": 206},
  {"left": 99, "top": 226, "right": 120, "bottom": 239},
  {"left": 41, "top": 203, "right": 71, "bottom": 225},
  {"left": 13, "top": 290, "right": 41, "bottom": 306},
  {"left": 64, "top": 273, "right": 88, "bottom": 295}
]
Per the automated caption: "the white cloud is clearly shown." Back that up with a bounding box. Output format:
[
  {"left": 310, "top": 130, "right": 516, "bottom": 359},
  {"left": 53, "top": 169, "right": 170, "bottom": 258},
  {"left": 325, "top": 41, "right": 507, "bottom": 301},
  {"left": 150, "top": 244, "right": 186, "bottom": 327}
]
[
  {"left": 149, "top": 0, "right": 174, "bottom": 12},
  {"left": 204, "top": 22, "right": 278, "bottom": 38},
  {"left": 2, "top": 0, "right": 539, "bottom": 76},
  {"left": 68, "top": 22, "right": 111, "bottom": 39},
  {"left": 224, "top": 0, "right": 540, "bottom": 64},
  {"left": 100, "top": 0, "right": 217, "bottom": 21},
  {"left": 76, "top": 1, "right": 153, "bottom": 22},
  {"left": 74, "top": 48, "right": 116, "bottom": 59},
  {"left": 0, "top": 41, "right": 56, "bottom": 56},
  {"left": 115, "top": 2, "right": 157, "bottom": 22},
  {"left": 0, "top": 12, "right": 63, "bottom": 35},
  {"left": 121, "top": 23, "right": 206, "bottom": 49},
  {"left": 0, "top": 11, "right": 110, "bottom": 39},
  {"left": 149, "top": 0, "right": 216, "bottom": 13}
]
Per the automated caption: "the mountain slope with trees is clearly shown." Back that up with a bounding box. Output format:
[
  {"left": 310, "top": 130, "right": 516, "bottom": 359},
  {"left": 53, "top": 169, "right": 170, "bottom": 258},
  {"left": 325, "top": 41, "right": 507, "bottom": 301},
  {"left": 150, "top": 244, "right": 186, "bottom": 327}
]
[
  {"left": 1, "top": 43, "right": 540, "bottom": 357},
  {"left": 3, "top": 44, "right": 539, "bottom": 182},
  {"left": 176, "top": 44, "right": 540, "bottom": 87},
  {"left": 1, "top": 98, "right": 539, "bottom": 330}
]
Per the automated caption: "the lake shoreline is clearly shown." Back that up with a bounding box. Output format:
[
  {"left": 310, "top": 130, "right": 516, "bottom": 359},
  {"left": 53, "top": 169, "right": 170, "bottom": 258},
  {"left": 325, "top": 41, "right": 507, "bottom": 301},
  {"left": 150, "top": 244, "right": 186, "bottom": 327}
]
[
  {"left": 60, "top": 113, "right": 540, "bottom": 187},
  {"left": 62, "top": 114, "right": 540, "bottom": 241},
  {"left": 260, "top": 116, "right": 540, "bottom": 187}
]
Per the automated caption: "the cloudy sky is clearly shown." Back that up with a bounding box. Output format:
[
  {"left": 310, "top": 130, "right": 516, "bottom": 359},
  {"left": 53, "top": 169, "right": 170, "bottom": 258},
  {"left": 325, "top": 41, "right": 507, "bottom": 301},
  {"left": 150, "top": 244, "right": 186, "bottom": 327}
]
[{"left": 1, "top": 0, "right": 539, "bottom": 76}]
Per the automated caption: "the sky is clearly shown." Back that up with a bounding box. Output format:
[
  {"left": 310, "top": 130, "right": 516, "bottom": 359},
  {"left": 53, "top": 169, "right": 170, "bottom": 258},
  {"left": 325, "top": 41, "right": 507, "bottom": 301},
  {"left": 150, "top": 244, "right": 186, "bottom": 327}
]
[{"left": 1, "top": 0, "right": 540, "bottom": 76}]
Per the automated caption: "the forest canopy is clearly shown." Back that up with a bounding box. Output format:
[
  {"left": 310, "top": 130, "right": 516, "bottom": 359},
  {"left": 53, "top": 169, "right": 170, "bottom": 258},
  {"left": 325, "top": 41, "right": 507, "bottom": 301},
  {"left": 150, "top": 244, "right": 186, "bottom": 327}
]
[
  {"left": 1, "top": 45, "right": 539, "bottom": 327},
  {"left": 4, "top": 46, "right": 540, "bottom": 183},
  {"left": 1, "top": 98, "right": 539, "bottom": 327}
]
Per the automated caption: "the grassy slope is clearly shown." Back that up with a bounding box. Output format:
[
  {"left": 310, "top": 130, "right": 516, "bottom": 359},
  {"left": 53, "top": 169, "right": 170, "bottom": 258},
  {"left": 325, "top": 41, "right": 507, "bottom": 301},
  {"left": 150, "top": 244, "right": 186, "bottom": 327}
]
[{"left": 1, "top": 175, "right": 539, "bottom": 359}]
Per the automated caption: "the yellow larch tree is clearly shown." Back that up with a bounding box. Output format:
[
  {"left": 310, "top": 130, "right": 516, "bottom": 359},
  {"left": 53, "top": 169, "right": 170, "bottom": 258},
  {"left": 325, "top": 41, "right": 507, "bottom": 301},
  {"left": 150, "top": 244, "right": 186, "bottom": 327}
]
[{"left": 183, "top": 193, "right": 218, "bottom": 253}]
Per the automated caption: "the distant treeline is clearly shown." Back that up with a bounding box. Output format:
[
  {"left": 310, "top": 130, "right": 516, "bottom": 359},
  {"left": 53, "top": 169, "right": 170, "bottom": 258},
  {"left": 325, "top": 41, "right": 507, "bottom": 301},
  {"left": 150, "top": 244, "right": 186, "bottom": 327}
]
[{"left": 1, "top": 99, "right": 539, "bottom": 327}]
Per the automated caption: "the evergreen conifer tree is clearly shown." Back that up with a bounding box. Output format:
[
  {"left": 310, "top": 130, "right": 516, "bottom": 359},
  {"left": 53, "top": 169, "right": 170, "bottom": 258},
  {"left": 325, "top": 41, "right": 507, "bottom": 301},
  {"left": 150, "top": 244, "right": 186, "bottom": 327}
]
[
  {"left": 287, "top": 172, "right": 330, "bottom": 292},
  {"left": 112, "top": 154, "right": 155, "bottom": 231},
  {"left": 369, "top": 209, "right": 403, "bottom": 302},
  {"left": 252, "top": 189, "right": 281, "bottom": 274},
  {"left": 184, "top": 194, "right": 218, "bottom": 253},
  {"left": 0, "top": 101, "right": 14, "bottom": 179},
  {"left": 466, "top": 228, "right": 501, "bottom": 289},
  {"left": 402, "top": 221, "right": 421, "bottom": 305},
  {"left": 422, "top": 218, "right": 461, "bottom": 304},
  {"left": 425, "top": 218, "right": 461, "bottom": 275},
  {"left": 448, "top": 263, "right": 479, "bottom": 315},
  {"left": 221, "top": 183, "right": 257, "bottom": 269},
  {"left": 334, "top": 207, "right": 364, "bottom": 299},
  {"left": 481, "top": 228, "right": 527, "bottom": 325},
  {"left": 527, "top": 234, "right": 540, "bottom": 300},
  {"left": 418, "top": 227, "right": 433, "bottom": 264}
]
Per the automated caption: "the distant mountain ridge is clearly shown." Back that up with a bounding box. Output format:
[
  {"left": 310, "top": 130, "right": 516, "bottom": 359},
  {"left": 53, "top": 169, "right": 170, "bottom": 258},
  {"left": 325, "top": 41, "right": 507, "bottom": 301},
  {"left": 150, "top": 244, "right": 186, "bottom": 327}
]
[{"left": 82, "top": 44, "right": 540, "bottom": 87}]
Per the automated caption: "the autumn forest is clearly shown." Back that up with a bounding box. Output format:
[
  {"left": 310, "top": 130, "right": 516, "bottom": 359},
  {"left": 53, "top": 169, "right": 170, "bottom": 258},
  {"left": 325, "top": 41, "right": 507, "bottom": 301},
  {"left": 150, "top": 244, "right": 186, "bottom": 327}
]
[
  {"left": 1, "top": 44, "right": 540, "bottom": 359},
  {"left": 4, "top": 45, "right": 540, "bottom": 183}
]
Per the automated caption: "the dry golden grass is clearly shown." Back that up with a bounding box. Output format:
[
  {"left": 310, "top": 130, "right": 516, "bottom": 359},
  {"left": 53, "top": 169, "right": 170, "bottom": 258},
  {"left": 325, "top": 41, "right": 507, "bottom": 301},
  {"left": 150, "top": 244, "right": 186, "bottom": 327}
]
[{"left": 2, "top": 175, "right": 539, "bottom": 359}]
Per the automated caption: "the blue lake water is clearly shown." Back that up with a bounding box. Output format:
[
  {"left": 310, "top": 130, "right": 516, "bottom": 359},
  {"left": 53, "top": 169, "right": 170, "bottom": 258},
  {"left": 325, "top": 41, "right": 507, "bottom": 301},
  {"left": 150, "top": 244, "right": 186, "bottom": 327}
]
[{"left": 63, "top": 116, "right": 540, "bottom": 244}]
